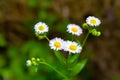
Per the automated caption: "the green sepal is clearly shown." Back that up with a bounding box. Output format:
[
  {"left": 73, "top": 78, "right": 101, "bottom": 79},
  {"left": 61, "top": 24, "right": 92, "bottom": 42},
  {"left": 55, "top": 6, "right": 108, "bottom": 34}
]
[
  {"left": 71, "top": 58, "right": 87, "bottom": 76},
  {"left": 35, "top": 32, "right": 45, "bottom": 39},
  {"left": 54, "top": 50, "right": 66, "bottom": 65}
]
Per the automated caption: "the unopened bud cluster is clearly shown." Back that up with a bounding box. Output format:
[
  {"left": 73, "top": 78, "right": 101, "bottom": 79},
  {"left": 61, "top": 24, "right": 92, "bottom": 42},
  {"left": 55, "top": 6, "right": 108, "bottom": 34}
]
[{"left": 26, "top": 57, "right": 40, "bottom": 67}]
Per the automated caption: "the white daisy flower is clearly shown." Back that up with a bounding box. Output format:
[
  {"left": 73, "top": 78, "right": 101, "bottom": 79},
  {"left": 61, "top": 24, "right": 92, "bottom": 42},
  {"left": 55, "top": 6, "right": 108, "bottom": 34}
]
[
  {"left": 64, "top": 41, "right": 82, "bottom": 54},
  {"left": 49, "top": 37, "right": 65, "bottom": 51},
  {"left": 67, "top": 24, "right": 82, "bottom": 36},
  {"left": 86, "top": 16, "right": 101, "bottom": 26},
  {"left": 34, "top": 22, "right": 49, "bottom": 34},
  {"left": 26, "top": 60, "right": 32, "bottom": 67}
]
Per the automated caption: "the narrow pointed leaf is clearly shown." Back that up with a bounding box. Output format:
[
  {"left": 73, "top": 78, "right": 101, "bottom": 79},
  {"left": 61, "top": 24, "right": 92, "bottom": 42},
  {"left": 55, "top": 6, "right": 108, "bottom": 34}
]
[
  {"left": 71, "top": 58, "right": 87, "bottom": 76},
  {"left": 68, "top": 54, "right": 79, "bottom": 64},
  {"left": 54, "top": 51, "right": 66, "bottom": 65}
]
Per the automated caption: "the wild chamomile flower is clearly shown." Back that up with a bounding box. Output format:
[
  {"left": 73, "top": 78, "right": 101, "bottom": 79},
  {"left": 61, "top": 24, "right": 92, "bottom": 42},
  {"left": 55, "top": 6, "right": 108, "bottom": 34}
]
[
  {"left": 86, "top": 16, "right": 101, "bottom": 26},
  {"left": 34, "top": 22, "right": 49, "bottom": 34},
  {"left": 49, "top": 37, "right": 65, "bottom": 51},
  {"left": 64, "top": 41, "right": 82, "bottom": 54},
  {"left": 67, "top": 24, "right": 82, "bottom": 36}
]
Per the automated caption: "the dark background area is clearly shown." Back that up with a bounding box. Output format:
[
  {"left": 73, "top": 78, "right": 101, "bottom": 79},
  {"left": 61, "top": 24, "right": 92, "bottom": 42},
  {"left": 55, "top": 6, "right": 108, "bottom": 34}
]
[{"left": 0, "top": 0, "right": 120, "bottom": 80}]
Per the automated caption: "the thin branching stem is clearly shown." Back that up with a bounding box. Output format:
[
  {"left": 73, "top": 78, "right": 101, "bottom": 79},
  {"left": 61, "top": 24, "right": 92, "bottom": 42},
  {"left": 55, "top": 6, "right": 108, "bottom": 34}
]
[
  {"left": 82, "top": 31, "right": 90, "bottom": 47},
  {"left": 44, "top": 35, "right": 50, "bottom": 42},
  {"left": 39, "top": 62, "right": 68, "bottom": 79}
]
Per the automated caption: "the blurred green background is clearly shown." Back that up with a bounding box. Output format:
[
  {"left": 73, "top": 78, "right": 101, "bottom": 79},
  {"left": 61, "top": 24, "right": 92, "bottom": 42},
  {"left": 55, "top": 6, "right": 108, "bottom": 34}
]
[{"left": 0, "top": 0, "right": 120, "bottom": 80}]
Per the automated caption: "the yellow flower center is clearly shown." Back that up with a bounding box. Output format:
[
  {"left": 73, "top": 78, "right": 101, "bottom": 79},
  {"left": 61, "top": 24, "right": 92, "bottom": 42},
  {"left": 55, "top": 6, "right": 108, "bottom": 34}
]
[
  {"left": 38, "top": 26, "right": 45, "bottom": 31},
  {"left": 54, "top": 41, "right": 61, "bottom": 48},
  {"left": 90, "top": 19, "right": 96, "bottom": 24},
  {"left": 69, "top": 44, "right": 77, "bottom": 51},
  {"left": 71, "top": 27, "right": 78, "bottom": 32}
]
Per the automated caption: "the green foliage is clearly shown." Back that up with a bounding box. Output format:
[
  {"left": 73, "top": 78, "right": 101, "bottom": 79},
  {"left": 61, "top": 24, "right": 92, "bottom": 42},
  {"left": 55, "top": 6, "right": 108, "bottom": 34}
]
[
  {"left": 39, "top": 0, "right": 52, "bottom": 9},
  {"left": 54, "top": 51, "right": 66, "bottom": 65},
  {"left": 71, "top": 59, "right": 87, "bottom": 76},
  {"left": 27, "top": 0, "right": 39, "bottom": 8},
  {"left": 38, "top": 11, "right": 58, "bottom": 26},
  {"left": 0, "top": 39, "right": 64, "bottom": 80},
  {"left": 56, "top": 20, "right": 70, "bottom": 33},
  {"left": 67, "top": 54, "right": 79, "bottom": 64},
  {"left": 0, "top": 34, "right": 7, "bottom": 47},
  {"left": 38, "top": 10, "right": 48, "bottom": 21},
  {"left": 0, "top": 55, "right": 6, "bottom": 68},
  {"left": 112, "top": 75, "right": 120, "bottom": 80}
]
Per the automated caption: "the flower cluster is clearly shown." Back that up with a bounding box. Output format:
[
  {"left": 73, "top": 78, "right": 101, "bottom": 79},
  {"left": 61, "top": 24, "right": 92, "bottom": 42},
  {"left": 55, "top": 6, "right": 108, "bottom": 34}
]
[
  {"left": 82, "top": 16, "right": 101, "bottom": 36},
  {"left": 33, "top": 16, "right": 101, "bottom": 54},
  {"left": 34, "top": 21, "right": 83, "bottom": 54},
  {"left": 49, "top": 37, "right": 82, "bottom": 54},
  {"left": 26, "top": 16, "right": 101, "bottom": 79}
]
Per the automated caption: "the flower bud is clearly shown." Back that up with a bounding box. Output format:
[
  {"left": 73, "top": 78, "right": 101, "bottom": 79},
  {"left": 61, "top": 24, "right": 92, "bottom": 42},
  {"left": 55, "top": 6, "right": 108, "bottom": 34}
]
[
  {"left": 31, "top": 57, "right": 36, "bottom": 61},
  {"left": 91, "top": 29, "right": 101, "bottom": 37},
  {"left": 26, "top": 60, "right": 32, "bottom": 67},
  {"left": 91, "top": 29, "right": 97, "bottom": 36},
  {"left": 96, "top": 31, "right": 101, "bottom": 36},
  {"left": 37, "top": 58, "right": 40, "bottom": 62},
  {"left": 82, "top": 23, "right": 89, "bottom": 29}
]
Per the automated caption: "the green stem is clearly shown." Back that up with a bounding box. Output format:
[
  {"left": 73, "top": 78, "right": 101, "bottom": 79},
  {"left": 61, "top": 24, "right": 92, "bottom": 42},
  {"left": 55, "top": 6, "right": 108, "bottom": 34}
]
[
  {"left": 67, "top": 53, "right": 72, "bottom": 64},
  {"left": 82, "top": 31, "right": 90, "bottom": 47},
  {"left": 72, "top": 35, "right": 75, "bottom": 41},
  {"left": 39, "top": 62, "right": 68, "bottom": 79},
  {"left": 73, "top": 31, "right": 90, "bottom": 61},
  {"left": 44, "top": 35, "right": 50, "bottom": 42},
  {"left": 54, "top": 51, "right": 66, "bottom": 65}
]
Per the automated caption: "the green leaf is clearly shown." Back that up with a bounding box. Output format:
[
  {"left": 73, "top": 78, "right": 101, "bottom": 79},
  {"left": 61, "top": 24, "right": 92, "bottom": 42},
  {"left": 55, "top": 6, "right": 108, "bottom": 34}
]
[
  {"left": 71, "top": 58, "right": 87, "bottom": 76},
  {"left": 54, "top": 51, "right": 66, "bottom": 65},
  {"left": 68, "top": 54, "right": 79, "bottom": 64}
]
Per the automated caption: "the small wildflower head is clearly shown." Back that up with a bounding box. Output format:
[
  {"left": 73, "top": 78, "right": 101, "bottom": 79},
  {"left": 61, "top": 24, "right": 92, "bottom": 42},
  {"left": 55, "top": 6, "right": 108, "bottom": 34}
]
[
  {"left": 34, "top": 22, "right": 49, "bottom": 34},
  {"left": 67, "top": 24, "right": 82, "bottom": 36},
  {"left": 86, "top": 16, "right": 101, "bottom": 26},
  {"left": 49, "top": 37, "right": 65, "bottom": 51},
  {"left": 64, "top": 41, "right": 82, "bottom": 54}
]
